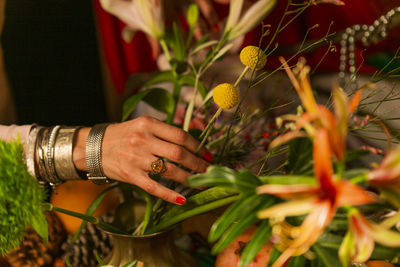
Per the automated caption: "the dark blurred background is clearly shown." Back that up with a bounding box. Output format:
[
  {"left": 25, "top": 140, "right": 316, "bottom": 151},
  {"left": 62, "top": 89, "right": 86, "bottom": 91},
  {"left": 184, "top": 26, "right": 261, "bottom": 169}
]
[{"left": 2, "top": 0, "right": 107, "bottom": 126}]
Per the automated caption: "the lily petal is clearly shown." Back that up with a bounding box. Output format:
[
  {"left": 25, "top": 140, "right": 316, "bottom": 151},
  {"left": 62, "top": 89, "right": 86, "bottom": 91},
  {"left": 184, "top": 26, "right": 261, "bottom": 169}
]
[
  {"left": 269, "top": 130, "right": 307, "bottom": 149},
  {"left": 368, "top": 220, "right": 400, "bottom": 247},
  {"left": 349, "top": 90, "right": 362, "bottom": 114},
  {"left": 339, "top": 230, "right": 356, "bottom": 267},
  {"left": 313, "top": 129, "right": 336, "bottom": 203},
  {"left": 272, "top": 200, "right": 333, "bottom": 267},
  {"left": 336, "top": 180, "right": 377, "bottom": 207},
  {"left": 258, "top": 197, "right": 317, "bottom": 219},
  {"left": 257, "top": 184, "right": 319, "bottom": 199},
  {"left": 351, "top": 214, "right": 375, "bottom": 263}
]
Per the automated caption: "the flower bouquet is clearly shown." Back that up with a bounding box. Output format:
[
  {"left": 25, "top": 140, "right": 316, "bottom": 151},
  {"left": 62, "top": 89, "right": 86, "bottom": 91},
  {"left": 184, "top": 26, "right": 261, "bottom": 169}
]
[{"left": 2, "top": 0, "right": 400, "bottom": 266}]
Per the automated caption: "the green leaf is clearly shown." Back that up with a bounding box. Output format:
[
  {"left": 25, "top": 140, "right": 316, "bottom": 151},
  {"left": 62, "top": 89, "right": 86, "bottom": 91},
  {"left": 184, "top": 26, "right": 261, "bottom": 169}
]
[
  {"left": 187, "top": 166, "right": 262, "bottom": 193},
  {"left": 345, "top": 149, "right": 369, "bottom": 163},
  {"left": 73, "top": 184, "right": 118, "bottom": 242},
  {"left": 146, "top": 187, "right": 239, "bottom": 234},
  {"left": 267, "top": 248, "right": 281, "bottom": 267},
  {"left": 313, "top": 244, "right": 342, "bottom": 267},
  {"left": 143, "top": 88, "right": 175, "bottom": 114},
  {"left": 30, "top": 213, "right": 48, "bottom": 244},
  {"left": 259, "top": 175, "right": 316, "bottom": 185},
  {"left": 288, "top": 255, "right": 307, "bottom": 267},
  {"left": 287, "top": 138, "right": 313, "bottom": 175},
  {"left": 65, "top": 257, "right": 73, "bottom": 267},
  {"left": 95, "top": 253, "right": 106, "bottom": 265},
  {"left": 192, "top": 34, "right": 210, "bottom": 52},
  {"left": 143, "top": 71, "right": 174, "bottom": 87},
  {"left": 122, "top": 259, "right": 138, "bottom": 267},
  {"left": 186, "top": 4, "right": 199, "bottom": 29},
  {"left": 190, "top": 40, "right": 219, "bottom": 56},
  {"left": 172, "top": 22, "right": 185, "bottom": 61},
  {"left": 211, "top": 196, "right": 274, "bottom": 254},
  {"left": 211, "top": 43, "right": 233, "bottom": 63},
  {"left": 209, "top": 194, "right": 261, "bottom": 242},
  {"left": 179, "top": 74, "right": 207, "bottom": 98},
  {"left": 239, "top": 220, "right": 272, "bottom": 267},
  {"left": 122, "top": 88, "right": 174, "bottom": 121}
]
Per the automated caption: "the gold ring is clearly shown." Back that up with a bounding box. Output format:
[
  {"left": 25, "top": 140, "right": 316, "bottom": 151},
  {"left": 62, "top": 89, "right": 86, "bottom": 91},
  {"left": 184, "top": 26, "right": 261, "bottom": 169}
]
[{"left": 150, "top": 158, "right": 166, "bottom": 174}]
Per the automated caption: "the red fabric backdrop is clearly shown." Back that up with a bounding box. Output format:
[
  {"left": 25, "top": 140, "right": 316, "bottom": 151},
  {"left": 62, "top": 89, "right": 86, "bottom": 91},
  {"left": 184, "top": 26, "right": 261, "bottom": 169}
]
[{"left": 94, "top": 0, "right": 400, "bottom": 94}]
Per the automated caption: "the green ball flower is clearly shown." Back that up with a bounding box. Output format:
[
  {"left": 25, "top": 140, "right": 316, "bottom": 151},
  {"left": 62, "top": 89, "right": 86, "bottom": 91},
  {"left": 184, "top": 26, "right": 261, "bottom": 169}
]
[{"left": 0, "top": 139, "right": 47, "bottom": 255}]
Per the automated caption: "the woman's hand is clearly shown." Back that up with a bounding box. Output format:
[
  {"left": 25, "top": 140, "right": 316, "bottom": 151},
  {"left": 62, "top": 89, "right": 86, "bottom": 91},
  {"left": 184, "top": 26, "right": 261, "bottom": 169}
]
[{"left": 73, "top": 116, "right": 211, "bottom": 205}]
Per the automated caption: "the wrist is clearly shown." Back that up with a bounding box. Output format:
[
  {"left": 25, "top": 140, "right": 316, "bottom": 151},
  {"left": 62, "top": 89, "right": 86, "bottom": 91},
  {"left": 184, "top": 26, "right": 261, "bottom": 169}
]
[{"left": 73, "top": 127, "right": 90, "bottom": 172}]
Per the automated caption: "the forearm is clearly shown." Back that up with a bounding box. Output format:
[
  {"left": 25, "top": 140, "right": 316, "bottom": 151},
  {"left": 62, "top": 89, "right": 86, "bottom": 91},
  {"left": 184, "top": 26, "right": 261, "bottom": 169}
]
[
  {"left": 0, "top": 124, "right": 34, "bottom": 147},
  {"left": 72, "top": 127, "right": 90, "bottom": 172}
]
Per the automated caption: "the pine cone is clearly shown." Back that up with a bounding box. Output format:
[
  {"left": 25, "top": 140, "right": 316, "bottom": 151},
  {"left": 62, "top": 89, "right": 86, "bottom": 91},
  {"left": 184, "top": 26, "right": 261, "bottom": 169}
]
[
  {"left": 4, "top": 211, "right": 67, "bottom": 267},
  {"left": 61, "top": 215, "right": 113, "bottom": 267}
]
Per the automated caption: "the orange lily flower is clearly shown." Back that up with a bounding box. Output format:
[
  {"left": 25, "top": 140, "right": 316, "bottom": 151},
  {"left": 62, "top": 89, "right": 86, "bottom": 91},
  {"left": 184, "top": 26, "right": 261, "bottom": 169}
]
[
  {"left": 339, "top": 208, "right": 400, "bottom": 266},
  {"left": 257, "top": 129, "right": 376, "bottom": 267},
  {"left": 272, "top": 58, "right": 361, "bottom": 161},
  {"left": 368, "top": 145, "right": 400, "bottom": 202}
]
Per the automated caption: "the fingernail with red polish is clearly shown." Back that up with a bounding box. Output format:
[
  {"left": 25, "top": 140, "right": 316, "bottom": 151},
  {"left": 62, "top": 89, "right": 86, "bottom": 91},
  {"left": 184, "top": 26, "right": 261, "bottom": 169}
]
[
  {"left": 176, "top": 196, "right": 186, "bottom": 205},
  {"left": 203, "top": 151, "right": 213, "bottom": 163}
]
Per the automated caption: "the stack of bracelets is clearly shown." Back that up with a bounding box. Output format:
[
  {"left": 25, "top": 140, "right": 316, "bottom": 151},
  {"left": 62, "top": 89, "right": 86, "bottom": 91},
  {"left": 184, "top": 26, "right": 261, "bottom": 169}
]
[{"left": 25, "top": 124, "right": 113, "bottom": 187}]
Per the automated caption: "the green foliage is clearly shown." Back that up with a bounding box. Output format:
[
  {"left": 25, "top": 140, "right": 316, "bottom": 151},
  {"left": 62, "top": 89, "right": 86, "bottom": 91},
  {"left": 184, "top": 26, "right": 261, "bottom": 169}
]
[
  {"left": 209, "top": 194, "right": 262, "bottom": 242},
  {"left": 239, "top": 219, "right": 272, "bottom": 267},
  {"left": 146, "top": 186, "right": 238, "bottom": 234},
  {"left": 122, "top": 88, "right": 175, "bottom": 121},
  {"left": 95, "top": 253, "right": 106, "bottom": 265},
  {"left": 287, "top": 137, "right": 313, "bottom": 175},
  {"left": 0, "top": 138, "right": 47, "bottom": 255},
  {"left": 312, "top": 244, "right": 342, "bottom": 267},
  {"left": 187, "top": 165, "right": 262, "bottom": 193},
  {"left": 122, "top": 259, "right": 138, "bottom": 267},
  {"left": 210, "top": 195, "right": 273, "bottom": 254}
]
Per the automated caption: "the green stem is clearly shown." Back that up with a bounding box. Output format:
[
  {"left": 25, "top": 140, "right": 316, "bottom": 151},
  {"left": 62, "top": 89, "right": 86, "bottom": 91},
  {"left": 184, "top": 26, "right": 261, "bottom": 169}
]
[
  {"left": 234, "top": 66, "right": 250, "bottom": 87},
  {"left": 200, "top": 108, "right": 222, "bottom": 139},
  {"left": 146, "top": 195, "right": 239, "bottom": 234},
  {"left": 160, "top": 38, "right": 171, "bottom": 62},
  {"left": 140, "top": 193, "right": 153, "bottom": 235},
  {"left": 336, "top": 161, "right": 346, "bottom": 179},
  {"left": 196, "top": 108, "right": 222, "bottom": 153},
  {"left": 349, "top": 174, "right": 368, "bottom": 185},
  {"left": 166, "top": 81, "right": 181, "bottom": 124},
  {"left": 183, "top": 73, "right": 200, "bottom": 131},
  {"left": 43, "top": 203, "right": 126, "bottom": 234}
]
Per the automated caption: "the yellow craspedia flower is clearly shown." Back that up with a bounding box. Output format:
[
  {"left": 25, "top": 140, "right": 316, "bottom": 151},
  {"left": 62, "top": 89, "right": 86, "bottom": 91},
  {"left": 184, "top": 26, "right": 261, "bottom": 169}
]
[
  {"left": 240, "top": 46, "right": 267, "bottom": 70},
  {"left": 213, "top": 83, "right": 240, "bottom": 110}
]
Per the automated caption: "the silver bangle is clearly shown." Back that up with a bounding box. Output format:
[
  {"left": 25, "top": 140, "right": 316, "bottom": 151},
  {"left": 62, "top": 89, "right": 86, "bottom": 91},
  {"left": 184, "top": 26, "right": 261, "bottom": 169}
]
[
  {"left": 25, "top": 125, "right": 43, "bottom": 178},
  {"left": 46, "top": 125, "right": 62, "bottom": 185},
  {"left": 54, "top": 127, "right": 83, "bottom": 180},
  {"left": 37, "top": 127, "right": 51, "bottom": 184},
  {"left": 86, "top": 124, "right": 113, "bottom": 185}
]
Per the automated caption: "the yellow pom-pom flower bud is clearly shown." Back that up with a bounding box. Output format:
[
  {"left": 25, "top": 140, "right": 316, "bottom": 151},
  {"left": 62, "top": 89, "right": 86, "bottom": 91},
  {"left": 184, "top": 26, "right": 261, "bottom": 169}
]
[
  {"left": 212, "top": 83, "right": 240, "bottom": 110},
  {"left": 240, "top": 46, "right": 267, "bottom": 70}
]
